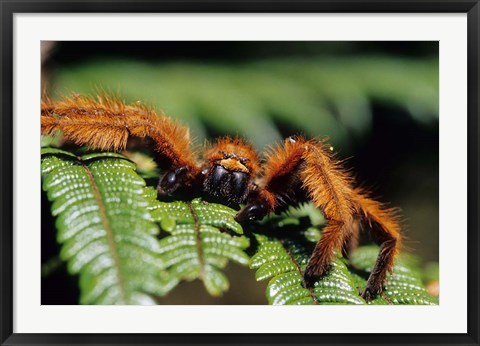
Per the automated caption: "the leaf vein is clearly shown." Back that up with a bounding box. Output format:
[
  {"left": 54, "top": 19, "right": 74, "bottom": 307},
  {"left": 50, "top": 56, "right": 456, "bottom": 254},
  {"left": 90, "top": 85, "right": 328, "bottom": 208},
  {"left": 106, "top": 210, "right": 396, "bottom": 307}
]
[{"left": 80, "top": 158, "right": 128, "bottom": 304}]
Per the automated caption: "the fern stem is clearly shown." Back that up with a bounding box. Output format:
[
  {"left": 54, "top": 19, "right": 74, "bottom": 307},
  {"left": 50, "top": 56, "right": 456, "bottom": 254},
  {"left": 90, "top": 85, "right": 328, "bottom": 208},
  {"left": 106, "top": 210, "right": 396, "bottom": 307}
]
[
  {"left": 81, "top": 158, "right": 128, "bottom": 304},
  {"left": 280, "top": 240, "right": 319, "bottom": 305},
  {"left": 187, "top": 201, "right": 206, "bottom": 280}
]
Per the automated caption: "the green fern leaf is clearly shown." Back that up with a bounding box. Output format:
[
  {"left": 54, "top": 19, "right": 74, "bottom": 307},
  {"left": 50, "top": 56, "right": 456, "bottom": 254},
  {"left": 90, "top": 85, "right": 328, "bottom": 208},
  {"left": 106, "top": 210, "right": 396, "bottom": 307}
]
[
  {"left": 148, "top": 197, "right": 250, "bottom": 296},
  {"left": 251, "top": 233, "right": 364, "bottom": 305},
  {"left": 249, "top": 215, "right": 437, "bottom": 305},
  {"left": 52, "top": 56, "right": 438, "bottom": 149},
  {"left": 349, "top": 246, "right": 438, "bottom": 305},
  {"left": 41, "top": 148, "right": 176, "bottom": 304}
]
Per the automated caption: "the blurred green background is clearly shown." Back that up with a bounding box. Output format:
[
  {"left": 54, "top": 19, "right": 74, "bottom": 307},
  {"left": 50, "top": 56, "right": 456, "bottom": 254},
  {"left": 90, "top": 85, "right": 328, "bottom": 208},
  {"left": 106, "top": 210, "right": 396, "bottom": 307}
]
[{"left": 41, "top": 41, "right": 439, "bottom": 304}]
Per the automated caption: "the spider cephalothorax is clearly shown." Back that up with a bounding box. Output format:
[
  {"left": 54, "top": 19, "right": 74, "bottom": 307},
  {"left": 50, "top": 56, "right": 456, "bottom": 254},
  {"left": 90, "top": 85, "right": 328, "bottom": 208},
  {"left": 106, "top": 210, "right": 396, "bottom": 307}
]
[
  {"left": 41, "top": 94, "right": 402, "bottom": 301},
  {"left": 202, "top": 137, "right": 260, "bottom": 205},
  {"left": 156, "top": 136, "right": 259, "bottom": 206}
]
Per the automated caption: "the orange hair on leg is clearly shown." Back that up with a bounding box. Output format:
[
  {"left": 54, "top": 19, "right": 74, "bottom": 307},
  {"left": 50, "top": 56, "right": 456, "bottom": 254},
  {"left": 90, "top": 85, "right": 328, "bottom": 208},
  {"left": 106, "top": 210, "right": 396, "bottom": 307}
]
[
  {"left": 353, "top": 188, "right": 402, "bottom": 299},
  {"left": 299, "top": 138, "right": 358, "bottom": 285},
  {"left": 249, "top": 136, "right": 402, "bottom": 299},
  {"left": 41, "top": 94, "right": 200, "bottom": 179}
]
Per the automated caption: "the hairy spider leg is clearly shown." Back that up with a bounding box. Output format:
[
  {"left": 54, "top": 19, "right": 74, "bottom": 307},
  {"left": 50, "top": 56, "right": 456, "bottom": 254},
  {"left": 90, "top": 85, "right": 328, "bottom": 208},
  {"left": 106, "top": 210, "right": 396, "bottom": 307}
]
[
  {"left": 353, "top": 189, "right": 402, "bottom": 300},
  {"left": 41, "top": 94, "right": 201, "bottom": 194},
  {"left": 236, "top": 136, "right": 401, "bottom": 301},
  {"left": 342, "top": 220, "right": 361, "bottom": 259}
]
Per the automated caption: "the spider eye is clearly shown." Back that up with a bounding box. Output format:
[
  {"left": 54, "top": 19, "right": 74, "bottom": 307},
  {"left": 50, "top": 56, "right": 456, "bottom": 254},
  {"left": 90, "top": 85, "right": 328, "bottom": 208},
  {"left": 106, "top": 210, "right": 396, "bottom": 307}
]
[
  {"left": 239, "top": 158, "right": 247, "bottom": 165},
  {"left": 235, "top": 203, "right": 268, "bottom": 222}
]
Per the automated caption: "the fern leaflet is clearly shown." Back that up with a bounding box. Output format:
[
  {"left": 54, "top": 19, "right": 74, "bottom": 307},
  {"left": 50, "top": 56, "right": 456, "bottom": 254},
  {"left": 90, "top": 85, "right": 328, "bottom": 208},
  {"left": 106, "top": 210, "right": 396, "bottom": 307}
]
[
  {"left": 349, "top": 246, "right": 438, "bottom": 305},
  {"left": 41, "top": 148, "right": 176, "bottom": 304},
  {"left": 147, "top": 194, "right": 250, "bottom": 296},
  {"left": 249, "top": 214, "right": 437, "bottom": 305},
  {"left": 251, "top": 233, "right": 364, "bottom": 305}
]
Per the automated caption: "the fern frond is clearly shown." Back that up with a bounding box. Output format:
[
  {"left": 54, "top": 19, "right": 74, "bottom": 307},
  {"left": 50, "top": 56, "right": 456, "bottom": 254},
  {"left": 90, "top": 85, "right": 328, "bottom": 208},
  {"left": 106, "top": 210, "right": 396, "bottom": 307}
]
[
  {"left": 41, "top": 148, "right": 176, "bottom": 304},
  {"left": 251, "top": 232, "right": 364, "bottom": 305},
  {"left": 249, "top": 215, "right": 437, "bottom": 305},
  {"left": 51, "top": 56, "right": 438, "bottom": 148},
  {"left": 147, "top": 195, "right": 249, "bottom": 296}
]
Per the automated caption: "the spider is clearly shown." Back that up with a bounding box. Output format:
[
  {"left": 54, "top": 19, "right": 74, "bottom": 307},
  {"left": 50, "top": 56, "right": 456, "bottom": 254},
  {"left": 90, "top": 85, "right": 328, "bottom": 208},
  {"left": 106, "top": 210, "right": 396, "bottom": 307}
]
[{"left": 41, "top": 94, "right": 402, "bottom": 301}]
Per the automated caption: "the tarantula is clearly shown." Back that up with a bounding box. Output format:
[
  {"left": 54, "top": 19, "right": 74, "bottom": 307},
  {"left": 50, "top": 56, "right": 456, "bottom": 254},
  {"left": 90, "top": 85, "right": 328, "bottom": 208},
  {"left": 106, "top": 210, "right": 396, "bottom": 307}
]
[{"left": 41, "top": 94, "right": 402, "bottom": 301}]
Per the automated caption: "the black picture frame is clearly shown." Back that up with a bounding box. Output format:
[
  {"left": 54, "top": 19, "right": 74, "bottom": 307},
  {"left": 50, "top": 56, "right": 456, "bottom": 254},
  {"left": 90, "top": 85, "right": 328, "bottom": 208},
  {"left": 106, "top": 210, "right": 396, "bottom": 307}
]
[{"left": 1, "top": 1, "right": 479, "bottom": 345}]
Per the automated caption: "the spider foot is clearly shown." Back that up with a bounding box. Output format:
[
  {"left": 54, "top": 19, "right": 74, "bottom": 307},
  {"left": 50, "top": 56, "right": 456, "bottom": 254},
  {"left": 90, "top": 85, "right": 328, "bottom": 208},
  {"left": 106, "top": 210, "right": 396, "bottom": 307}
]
[
  {"left": 360, "top": 283, "right": 382, "bottom": 302},
  {"left": 303, "top": 262, "right": 331, "bottom": 289}
]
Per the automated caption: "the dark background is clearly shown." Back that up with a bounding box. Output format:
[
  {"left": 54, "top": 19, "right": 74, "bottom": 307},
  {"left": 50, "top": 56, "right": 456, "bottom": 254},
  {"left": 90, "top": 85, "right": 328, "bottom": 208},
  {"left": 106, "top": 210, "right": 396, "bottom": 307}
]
[{"left": 41, "top": 41, "right": 439, "bottom": 304}]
